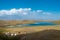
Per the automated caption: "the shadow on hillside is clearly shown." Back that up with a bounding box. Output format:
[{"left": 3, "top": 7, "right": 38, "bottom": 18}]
[{"left": 0, "top": 29, "right": 60, "bottom": 40}]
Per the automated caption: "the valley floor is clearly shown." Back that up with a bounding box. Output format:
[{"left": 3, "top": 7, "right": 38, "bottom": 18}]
[{"left": 0, "top": 25, "right": 60, "bottom": 34}]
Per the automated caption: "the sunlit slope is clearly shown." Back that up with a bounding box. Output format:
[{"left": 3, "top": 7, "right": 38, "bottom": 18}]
[{"left": 1, "top": 26, "right": 60, "bottom": 33}]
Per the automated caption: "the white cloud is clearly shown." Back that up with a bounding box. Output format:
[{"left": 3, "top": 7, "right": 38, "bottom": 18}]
[
  {"left": 43, "top": 12, "right": 51, "bottom": 15},
  {"left": 36, "top": 10, "right": 43, "bottom": 12},
  {"left": 23, "top": 12, "right": 28, "bottom": 15},
  {"left": 0, "top": 8, "right": 51, "bottom": 16}
]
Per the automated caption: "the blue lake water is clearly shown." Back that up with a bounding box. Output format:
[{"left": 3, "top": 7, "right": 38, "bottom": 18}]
[{"left": 16, "top": 22, "right": 57, "bottom": 27}]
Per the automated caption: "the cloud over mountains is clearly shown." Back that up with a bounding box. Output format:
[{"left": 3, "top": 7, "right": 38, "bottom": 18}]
[
  {"left": 0, "top": 8, "right": 50, "bottom": 15},
  {"left": 0, "top": 8, "right": 59, "bottom": 20}
]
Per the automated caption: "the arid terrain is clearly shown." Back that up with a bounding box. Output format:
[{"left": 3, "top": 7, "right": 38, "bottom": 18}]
[
  {"left": 0, "top": 26, "right": 60, "bottom": 40},
  {"left": 0, "top": 26, "right": 60, "bottom": 33},
  {"left": 0, "top": 20, "right": 60, "bottom": 33},
  {"left": 0, "top": 20, "right": 60, "bottom": 40},
  {"left": 0, "top": 20, "right": 60, "bottom": 26}
]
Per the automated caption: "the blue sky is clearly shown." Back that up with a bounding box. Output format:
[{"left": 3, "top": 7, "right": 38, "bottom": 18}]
[{"left": 0, "top": 0, "right": 60, "bottom": 20}]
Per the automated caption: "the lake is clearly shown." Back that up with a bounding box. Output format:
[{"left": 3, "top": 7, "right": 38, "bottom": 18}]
[{"left": 16, "top": 22, "right": 57, "bottom": 27}]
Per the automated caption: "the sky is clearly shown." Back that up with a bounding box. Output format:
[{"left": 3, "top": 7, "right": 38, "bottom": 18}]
[{"left": 0, "top": 0, "right": 60, "bottom": 20}]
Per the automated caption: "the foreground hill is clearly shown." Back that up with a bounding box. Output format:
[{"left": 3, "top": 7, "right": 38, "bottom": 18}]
[
  {"left": 21, "top": 29, "right": 60, "bottom": 40},
  {"left": 0, "top": 29, "right": 60, "bottom": 40}
]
